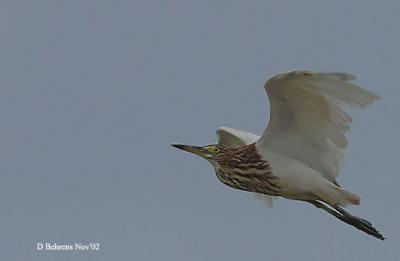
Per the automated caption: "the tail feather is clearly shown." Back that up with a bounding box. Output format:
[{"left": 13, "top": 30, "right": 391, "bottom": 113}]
[
  {"left": 339, "top": 188, "right": 360, "bottom": 206},
  {"left": 322, "top": 183, "right": 360, "bottom": 207}
]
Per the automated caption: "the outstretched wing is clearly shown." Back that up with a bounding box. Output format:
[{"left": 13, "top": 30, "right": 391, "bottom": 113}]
[
  {"left": 257, "top": 71, "right": 379, "bottom": 183},
  {"left": 216, "top": 127, "right": 278, "bottom": 207}
]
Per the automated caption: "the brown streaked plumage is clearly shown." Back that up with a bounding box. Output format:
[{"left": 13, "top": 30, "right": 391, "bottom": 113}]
[{"left": 213, "top": 143, "right": 281, "bottom": 196}]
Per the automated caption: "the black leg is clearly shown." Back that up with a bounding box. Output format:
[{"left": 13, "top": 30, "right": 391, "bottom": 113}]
[
  {"left": 307, "top": 200, "right": 385, "bottom": 240},
  {"left": 334, "top": 205, "right": 384, "bottom": 239}
]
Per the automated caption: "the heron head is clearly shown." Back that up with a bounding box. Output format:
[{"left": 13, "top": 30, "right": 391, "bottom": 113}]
[{"left": 171, "top": 144, "right": 227, "bottom": 165}]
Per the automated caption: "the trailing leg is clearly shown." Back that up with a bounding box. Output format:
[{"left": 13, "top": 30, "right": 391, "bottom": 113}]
[
  {"left": 334, "top": 205, "right": 384, "bottom": 240},
  {"left": 307, "top": 200, "right": 385, "bottom": 240}
]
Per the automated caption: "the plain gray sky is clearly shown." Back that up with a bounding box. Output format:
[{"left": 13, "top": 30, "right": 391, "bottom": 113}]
[{"left": 0, "top": 0, "right": 399, "bottom": 260}]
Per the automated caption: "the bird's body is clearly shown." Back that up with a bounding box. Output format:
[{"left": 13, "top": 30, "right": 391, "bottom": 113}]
[
  {"left": 172, "top": 70, "right": 384, "bottom": 240},
  {"left": 211, "top": 143, "right": 358, "bottom": 207}
]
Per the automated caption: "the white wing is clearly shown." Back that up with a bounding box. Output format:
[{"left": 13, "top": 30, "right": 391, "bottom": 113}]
[
  {"left": 216, "top": 127, "right": 278, "bottom": 207},
  {"left": 257, "top": 71, "right": 379, "bottom": 184},
  {"left": 216, "top": 127, "right": 259, "bottom": 147}
]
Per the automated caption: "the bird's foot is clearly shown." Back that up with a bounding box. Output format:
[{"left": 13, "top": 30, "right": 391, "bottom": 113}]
[{"left": 338, "top": 209, "right": 385, "bottom": 240}]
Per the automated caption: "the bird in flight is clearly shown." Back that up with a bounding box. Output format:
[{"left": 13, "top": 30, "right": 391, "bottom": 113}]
[{"left": 172, "top": 71, "right": 384, "bottom": 240}]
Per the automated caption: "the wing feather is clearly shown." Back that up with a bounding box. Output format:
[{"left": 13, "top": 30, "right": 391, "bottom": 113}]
[{"left": 257, "top": 71, "right": 379, "bottom": 183}]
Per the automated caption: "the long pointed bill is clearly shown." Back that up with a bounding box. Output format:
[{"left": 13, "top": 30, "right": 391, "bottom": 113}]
[{"left": 171, "top": 144, "right": 208, "bottom": 158}]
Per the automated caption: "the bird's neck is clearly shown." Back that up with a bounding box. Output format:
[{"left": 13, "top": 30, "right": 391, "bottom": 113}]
[
  {"left": 213, "top": 145, "right": 280, "bottom": 195},
  {"left": 217, "top": 143, "right": 265, "bottom": 167}
]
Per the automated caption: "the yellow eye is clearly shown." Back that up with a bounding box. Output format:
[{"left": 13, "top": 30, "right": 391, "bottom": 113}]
[{"left": 203, "top": 146, "right": 220, "bottom": 154}]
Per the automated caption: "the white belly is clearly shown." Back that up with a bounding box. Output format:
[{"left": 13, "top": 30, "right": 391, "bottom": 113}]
[{"left": 259, "top": 150, "right": 329, "bottom": 201}]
